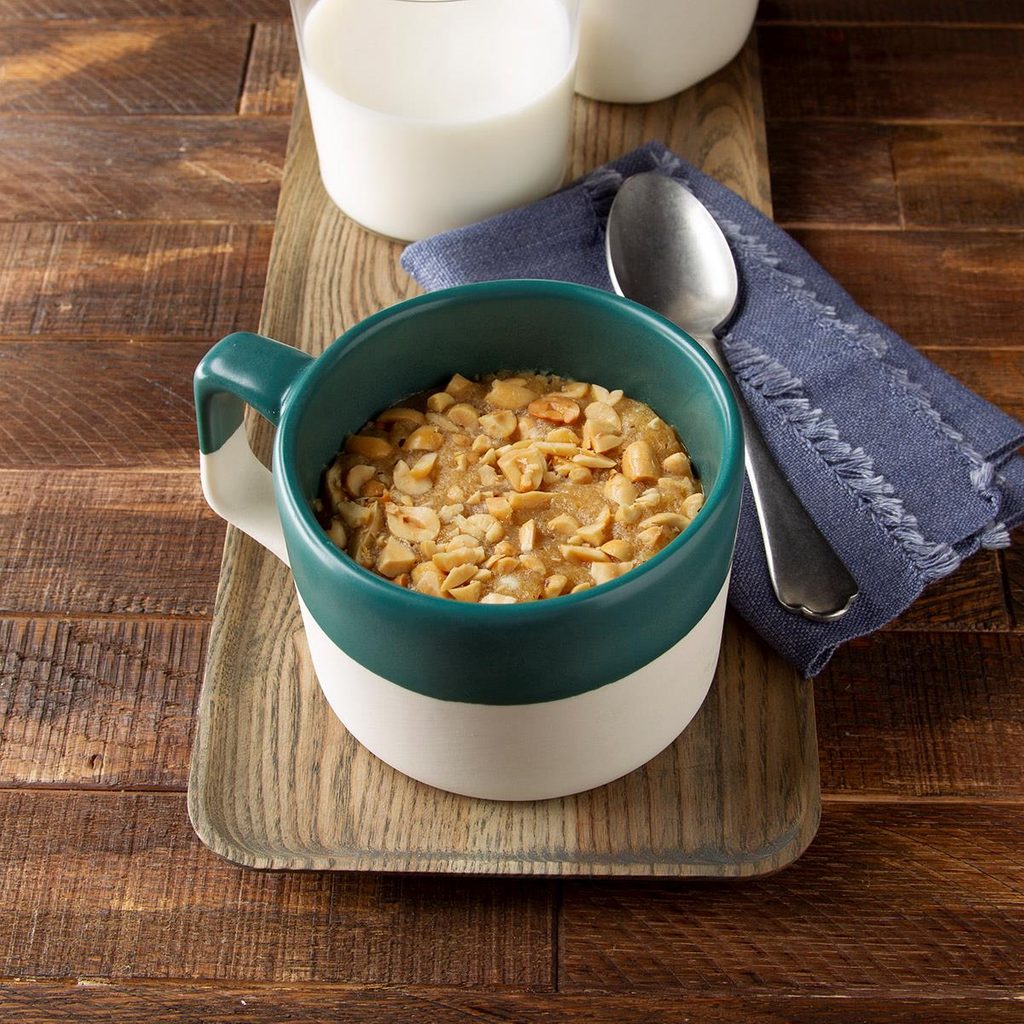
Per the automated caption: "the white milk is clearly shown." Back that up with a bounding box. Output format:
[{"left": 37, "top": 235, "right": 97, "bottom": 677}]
[
  {"left": 576, "top": 0, "right": 758, "bottom": 103},
  {"left": 299, "top": 0, "right": 577, "bottom": 241}
]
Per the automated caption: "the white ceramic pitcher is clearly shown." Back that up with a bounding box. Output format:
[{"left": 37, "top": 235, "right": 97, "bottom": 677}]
[{"left": 575, "top": 0, "right": 758, "bottom": 103}]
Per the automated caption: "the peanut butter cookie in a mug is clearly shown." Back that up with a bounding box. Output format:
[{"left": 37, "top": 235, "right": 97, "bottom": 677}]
[{"left": 194, "top": 280, "right": 742, "bottom": 800}]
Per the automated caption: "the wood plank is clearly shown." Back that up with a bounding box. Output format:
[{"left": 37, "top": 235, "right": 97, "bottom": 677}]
[
  {"left": 759, "top": 1, "right": 1024, "bottom": 24},
  {"left": 923, "top": 347, "right": 1024, "bottom": 424},
  {"left": 0, "top": 115, "right": 287, "bottom": 221},
  {"left": 884, "top": 551, "right": 1008, "bottom": 633},
  {"left": 0, "top": 222, "right": 272, "bottom": 338},
  {"left": 0, "top": 0, "right": 282, "bottom": 16},
  {"left": 788, "top": 229, "right": 1024, "bottom": 348},
  {"left": 0, "top": 20, "right": 251, "bottom": 114},
  {"left": 1, "top": 985, "right": 1022, "bottom": 1024},
  {"left": 240, "top": 20, "right": 298, "bottom": 117},
  {"left": 759, "top": 26, "right": 1024, "bottom": 123},
  {"left": 560, "top": 801, "right": 1024, "bottom": 996},
  {"left": 0, "top": 470, "right": 222, "bottom": 616},
  {"left": 1004, "top": 526, "right": 1024, "bottom": 629},
  {"left": 0, "top": 340, "right": 208, "bottom": 468},
  {"left": 0, "top": 790, "right": 554, "bottom": 985},
  {"left": 767, "top": 122, "right": 1024, "bottom": 230},
  {"left": 891, "top": 124, "right": 1024, "bottom": 229},
  {"left": 766, "top": 120, "right": 899, "bottom": 226},
  {"left": 817, "top": 632, "right": 1024, "bottom": 798},
  {"left": 0, "top": 617, "right": 205, "bottom": 789}
]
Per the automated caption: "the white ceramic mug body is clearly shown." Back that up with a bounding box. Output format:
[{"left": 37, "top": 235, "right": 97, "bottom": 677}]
[
  {"left": 576, "top": 0, "right": 758, "bottom": 103},
  {"left": 298, "top": 577, "right": 730, "bottom": 801}
]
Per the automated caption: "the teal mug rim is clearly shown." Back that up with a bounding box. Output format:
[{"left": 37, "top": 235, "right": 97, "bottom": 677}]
[{"left": 274, "top": 279, "right": 744, "bottom": 620}]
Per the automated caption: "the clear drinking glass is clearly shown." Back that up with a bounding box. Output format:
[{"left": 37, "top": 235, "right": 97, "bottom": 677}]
[{"left": 290, "top": 0, "right": 580, "bottom": 241}]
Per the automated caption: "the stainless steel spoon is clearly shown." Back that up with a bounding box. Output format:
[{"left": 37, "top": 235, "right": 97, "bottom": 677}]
[{"left": 606, "top": 172, "right": 858, "bottom": 622}]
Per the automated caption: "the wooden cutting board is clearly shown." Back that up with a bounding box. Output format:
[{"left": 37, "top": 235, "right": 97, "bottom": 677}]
[{"left": 187, "top": 36, "right": 821, "bottom": 875}]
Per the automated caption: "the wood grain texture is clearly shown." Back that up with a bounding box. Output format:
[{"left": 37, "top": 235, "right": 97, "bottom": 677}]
[
  {"left": 189, "top": 38, "right": 819, "bottom": 877},
  {"left": 759, "top": 1, "right": 1024, "bottom": 24},
  {"left": 767, "top": 122, "right": 1024, "bottom": 229},
  {"left": 240, "top": 20, "right": 298, "bottom": 116},
  {"left": 891, "top": 124, "right": 1024, "bottom": 229},
  {"left": 0, "top": 0, "right": 283, "bottom": 16},
  {"left": 0, "top": 115, "right": 287, "bottom": 221},
  {"left": 884, "top": 551, "right": 1008, "bottom": 632},
  {"left": 1004, "top": 526, "right": 1024, "bottom": 629},
  {"left": 789, "top": 229, "right": 1024, "bottom": 348},
  {"left": 0, "top": 222, "right": 272, "bottom": 338},
  {"left": 1, "top": 986, "right": 1022, "bottom": 1024},
  {"left": 0, "top": 791, "right": 554, "bottom": 986},
  {"left": 560, "top": 801, "right": 1024, "bottom": 996},
  {"left": 759, "top": 26, "right": 1024, "bottom": 123},
  {"left": 0, "top": 340, "right": 208, "bottom": 468},
  {"left": 817, "top": 632, "right": 1024, "bottom": 798},
  {"left": 0, "top": 617, "right": 205, "bottom": 788},
  {"left": 0, "top": 20, "right": 251, "bottom": 114},
  {"left": 767, "top": 120, "right": 900, "bottom": 226},
  {"left": 924, "top": 347, "right": 1024, "bottom": 423},
  {"left": 0, "top": 470, "right": 222, "bottom": 616}
]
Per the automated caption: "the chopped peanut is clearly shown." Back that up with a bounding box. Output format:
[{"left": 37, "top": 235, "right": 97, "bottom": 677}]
[{"left": 622, "top": 440, "right": 659, "bottom": 483}]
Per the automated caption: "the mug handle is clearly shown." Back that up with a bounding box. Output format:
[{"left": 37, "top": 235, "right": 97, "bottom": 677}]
[{"left": 194, "top": 331, "right": 314, "bottom": 566}]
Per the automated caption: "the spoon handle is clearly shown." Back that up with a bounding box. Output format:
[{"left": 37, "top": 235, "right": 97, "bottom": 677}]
[{"left": 698, "top": 334, "right": 859, "bottom": 622}]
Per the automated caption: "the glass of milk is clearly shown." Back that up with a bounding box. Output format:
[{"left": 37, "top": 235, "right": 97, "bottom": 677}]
[{"left": 290, "top": 0, "right": 580, "bottom": 241}]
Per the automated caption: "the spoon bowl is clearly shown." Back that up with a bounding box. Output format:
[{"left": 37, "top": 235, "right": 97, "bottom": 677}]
[{"left": 607, "top": 172, "right": 738, "bottom": 340}]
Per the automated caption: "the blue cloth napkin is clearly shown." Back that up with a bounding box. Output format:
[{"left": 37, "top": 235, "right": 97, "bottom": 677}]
[{"left": 401, "top": 142, "right": 1024, "bottom": 677}]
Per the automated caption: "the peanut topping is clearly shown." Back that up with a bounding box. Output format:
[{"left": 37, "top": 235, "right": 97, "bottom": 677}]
[
  {"left": 393, "top": 459, "right": 433, "bottom": 497},
  {"left": 590, "top": 560, "right": 634, "bottom": 584},
  {"left": 449, "top": 580, "right": 483, "bottom": 603},
  {"left": 622, "top": 440, "right": 660, "bottom": 483},
  {"left": 662, "top": 451, "right": 692, "bottom": 476},
  {"left": 377, "top": 537, "right": 416, "bottom": 578},
  {"left": 543, "top": 574, "right": 569, "bottom": 598},
  {"left": 426, "top": 391, "right": 456, "bottom": 413},
  {"left": 486, "top": 379, "right": 539, "bottom": 409},
  {"left": 442, "top": 563, "right": 479, "bottom": 591},
  {"left": 447, "top": 403, "right": 479, "bottom": 429},
  {"left": 346, "top": 464, "right": 376, "bottom": 497},
  {"left": 584, "top": 401, "right": 622, "bottom": 433},
  {"left": 445, "top": 373, "right": 474, "bottom": 398},
  {"left": 528, "top": 395, "right": 581, "bottom": 424},
  {"left": 345, "top": 435, "right": 392, "bottom": 460},
  {"left": 386, "top": 503, "right": 440, "bottom": 543},
  {"left": 319, "top": 371, "right": 702, "bottom": 603},
  {"left": 559, "top": 544, "right": 611, "bottom": 564},
  {"left": 479, "top": 410, "right": 518, "bottom": 439},
  {"left": 404, "top": 425, "right": 445, "bottom": 452},
  {"left": 376, "top": 407, "right": 425, "bottom": 425},
  {"left": 519, "top": 519, "right": 539, "bottom": 552},
  {"left": 498, "top": 447, "right": 546, "bottom": 492},
  {"left": 326, "top": 519, "right": 347, "bottom": 549}
]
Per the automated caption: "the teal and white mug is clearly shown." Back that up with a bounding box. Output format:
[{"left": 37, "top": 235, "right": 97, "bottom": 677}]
[{"left": 194, "top": 281, "right": 743, "bottom": 800}]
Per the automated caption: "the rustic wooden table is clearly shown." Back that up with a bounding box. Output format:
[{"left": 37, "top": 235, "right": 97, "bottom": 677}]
[{"left": 1, "top": 1, "right": 1022, "bottom": 1020}]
